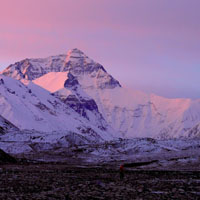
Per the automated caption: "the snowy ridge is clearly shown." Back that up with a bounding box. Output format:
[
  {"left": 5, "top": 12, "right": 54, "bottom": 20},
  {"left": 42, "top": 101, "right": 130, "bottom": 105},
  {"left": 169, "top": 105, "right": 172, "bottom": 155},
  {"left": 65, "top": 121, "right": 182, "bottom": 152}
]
[
  {"left": 0, "top": 74, "right": 114, "bottom": 145},
  {"left": 85, "top": 88, "right": 200, "bottom": 139}
]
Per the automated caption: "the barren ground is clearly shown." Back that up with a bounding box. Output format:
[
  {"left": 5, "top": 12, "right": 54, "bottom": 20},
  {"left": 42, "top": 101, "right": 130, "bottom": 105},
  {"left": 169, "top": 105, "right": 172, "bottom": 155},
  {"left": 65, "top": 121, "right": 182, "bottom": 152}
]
[{"left": 0, "top": 163, "right": 200, "bottom": 200}]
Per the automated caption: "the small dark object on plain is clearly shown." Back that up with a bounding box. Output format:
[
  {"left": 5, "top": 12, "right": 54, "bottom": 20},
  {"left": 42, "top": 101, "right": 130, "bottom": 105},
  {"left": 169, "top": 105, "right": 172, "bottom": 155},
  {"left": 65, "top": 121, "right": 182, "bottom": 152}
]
[{"left": 120, "top": 164, "right": 124, "bottom": 180}]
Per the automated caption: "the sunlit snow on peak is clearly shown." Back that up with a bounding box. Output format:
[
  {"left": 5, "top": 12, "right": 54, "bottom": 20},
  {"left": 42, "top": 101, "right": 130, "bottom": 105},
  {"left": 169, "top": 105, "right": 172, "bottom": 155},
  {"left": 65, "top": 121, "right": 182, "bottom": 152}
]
[{"left": 33, "top": 72, "right": 69, "bottom": 93}]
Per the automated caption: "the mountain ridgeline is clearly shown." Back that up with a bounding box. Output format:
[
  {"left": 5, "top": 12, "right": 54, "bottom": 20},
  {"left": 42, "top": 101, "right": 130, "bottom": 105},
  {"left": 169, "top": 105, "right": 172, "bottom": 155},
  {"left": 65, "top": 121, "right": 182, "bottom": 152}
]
[{"left": 1, "top": 48, "right": 200, "bottom": 141}]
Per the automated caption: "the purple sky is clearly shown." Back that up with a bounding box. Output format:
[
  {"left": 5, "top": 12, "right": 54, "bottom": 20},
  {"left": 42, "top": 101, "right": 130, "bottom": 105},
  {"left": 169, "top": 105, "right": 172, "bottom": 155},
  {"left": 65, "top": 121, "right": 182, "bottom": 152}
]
[{"left": 0, "top": 0, "right": 200, "bottom": 99}]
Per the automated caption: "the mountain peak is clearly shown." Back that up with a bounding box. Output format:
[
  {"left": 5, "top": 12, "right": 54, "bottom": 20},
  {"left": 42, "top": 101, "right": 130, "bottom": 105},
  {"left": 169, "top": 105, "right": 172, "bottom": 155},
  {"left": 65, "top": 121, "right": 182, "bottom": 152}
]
[
  {"left": 65, "top": 48, "right": 92, "bottom": 64},
  {"left": 67, "top": 48, "right": 85, "bottom": 56},
  {"left": 1, "top": 49, "right": 121, "bottom": 89}
]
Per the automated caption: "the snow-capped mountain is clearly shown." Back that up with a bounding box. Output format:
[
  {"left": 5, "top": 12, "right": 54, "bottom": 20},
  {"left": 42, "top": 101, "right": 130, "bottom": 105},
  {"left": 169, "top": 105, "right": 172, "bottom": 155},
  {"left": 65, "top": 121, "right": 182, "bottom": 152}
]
[
  {"left": 0, "top": 74, "right": 114, "bottom": 143},
  {"left": 1, "top": 48, "right": 200, "bottom": 139},
  {"left": 2, "top": 48, "right": 121, "bottom": 89}
]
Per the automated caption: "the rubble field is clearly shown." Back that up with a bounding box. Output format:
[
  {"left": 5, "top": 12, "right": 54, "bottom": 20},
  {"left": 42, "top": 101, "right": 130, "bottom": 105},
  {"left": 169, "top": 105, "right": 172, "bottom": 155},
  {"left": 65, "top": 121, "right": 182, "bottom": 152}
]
[{"left": 0, "top": 163, "right": 200, "bottom": 200}]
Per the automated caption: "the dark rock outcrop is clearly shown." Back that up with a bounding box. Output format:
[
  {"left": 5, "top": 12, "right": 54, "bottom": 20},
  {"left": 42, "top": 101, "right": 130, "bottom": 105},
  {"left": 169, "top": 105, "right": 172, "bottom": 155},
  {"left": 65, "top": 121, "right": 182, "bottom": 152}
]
[
  {"left": 0, "top": 115, "right": 19, "bottom": 135},
  {"left": 63, "top": 95, "right": 99, "bottom": 120},
  {"left": 64, "top": 73, "right": 79, "bottom": 89},
  {"left": 0, "top": 149, "right": 17, "bottom": 164}
]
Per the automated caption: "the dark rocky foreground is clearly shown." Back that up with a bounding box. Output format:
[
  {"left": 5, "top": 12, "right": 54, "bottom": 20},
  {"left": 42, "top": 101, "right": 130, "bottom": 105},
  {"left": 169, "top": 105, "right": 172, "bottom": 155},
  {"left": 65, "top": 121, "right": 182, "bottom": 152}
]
[{"left": 0, "top": 163, "right": 200, "bottom": 200}]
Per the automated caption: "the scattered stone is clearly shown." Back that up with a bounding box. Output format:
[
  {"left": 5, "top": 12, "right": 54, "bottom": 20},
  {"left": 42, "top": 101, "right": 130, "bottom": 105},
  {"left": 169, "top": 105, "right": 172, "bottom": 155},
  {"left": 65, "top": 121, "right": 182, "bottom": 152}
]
[
  {"left": 178, "top": 188, "right": 185, "bottom": 193},
  {"left": 0, "top": 164, "right": 199, "bottom": 199}
]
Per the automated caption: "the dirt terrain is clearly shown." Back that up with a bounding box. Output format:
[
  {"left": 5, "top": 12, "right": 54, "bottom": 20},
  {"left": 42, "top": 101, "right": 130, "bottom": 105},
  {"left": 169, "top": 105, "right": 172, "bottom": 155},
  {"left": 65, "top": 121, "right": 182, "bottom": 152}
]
[{"left": 0, "top": 163, "right": 200, "bottom": 200}]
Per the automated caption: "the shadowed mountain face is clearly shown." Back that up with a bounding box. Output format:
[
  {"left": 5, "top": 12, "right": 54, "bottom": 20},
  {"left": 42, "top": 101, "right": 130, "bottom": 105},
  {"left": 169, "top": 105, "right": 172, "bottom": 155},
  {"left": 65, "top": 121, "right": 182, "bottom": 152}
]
[{"left": 1, "top": 48, "right": 200, "bottom": 139}]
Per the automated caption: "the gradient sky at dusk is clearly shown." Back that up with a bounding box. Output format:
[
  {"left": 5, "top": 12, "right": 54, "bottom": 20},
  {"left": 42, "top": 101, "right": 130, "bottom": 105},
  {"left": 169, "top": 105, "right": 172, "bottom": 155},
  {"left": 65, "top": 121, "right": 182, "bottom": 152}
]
[{"left": 0, "top": 0, "right": 200, "bottom": 99}]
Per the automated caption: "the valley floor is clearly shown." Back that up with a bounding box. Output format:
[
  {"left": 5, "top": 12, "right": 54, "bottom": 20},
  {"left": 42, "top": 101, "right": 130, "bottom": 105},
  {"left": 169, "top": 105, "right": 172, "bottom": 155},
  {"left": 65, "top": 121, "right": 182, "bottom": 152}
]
[{"left": 0, "top": 163, "right": 200, "bottom": 200}]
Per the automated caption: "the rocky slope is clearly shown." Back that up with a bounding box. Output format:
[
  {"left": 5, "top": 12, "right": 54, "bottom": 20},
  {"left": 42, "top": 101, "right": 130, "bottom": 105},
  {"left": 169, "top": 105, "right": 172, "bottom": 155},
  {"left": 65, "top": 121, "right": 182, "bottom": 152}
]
[{"left": 0, "top": 114, "right": 19, "bottom": 135}]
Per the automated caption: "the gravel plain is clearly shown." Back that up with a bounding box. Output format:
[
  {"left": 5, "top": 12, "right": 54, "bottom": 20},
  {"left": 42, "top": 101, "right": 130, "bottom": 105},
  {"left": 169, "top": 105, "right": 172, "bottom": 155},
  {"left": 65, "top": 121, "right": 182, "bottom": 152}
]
[{"left": 0, "top": 163, "right": 200, "bottom": 200}]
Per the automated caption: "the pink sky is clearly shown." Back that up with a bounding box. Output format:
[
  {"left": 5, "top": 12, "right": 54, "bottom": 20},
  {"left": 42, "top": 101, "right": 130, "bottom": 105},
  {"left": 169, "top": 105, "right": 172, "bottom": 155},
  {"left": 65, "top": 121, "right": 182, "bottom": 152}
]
[{"left": 0, "top": 0, "right": 200, "bottom": 98}]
